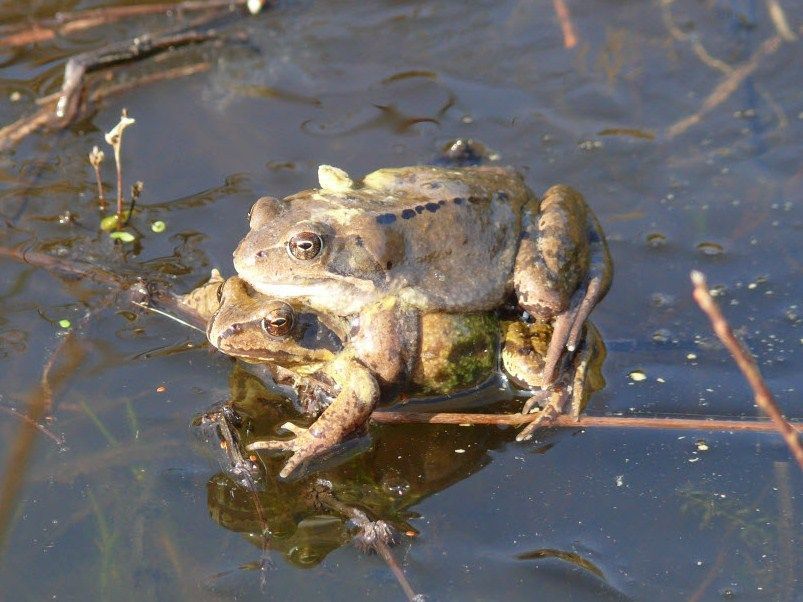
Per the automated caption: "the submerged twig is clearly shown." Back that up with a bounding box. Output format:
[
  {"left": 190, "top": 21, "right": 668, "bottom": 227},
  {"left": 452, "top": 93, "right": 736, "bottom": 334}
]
[
  {"left": 666, "top": 35, "right": 782, "bottom": 138},
  {"left": 691, "top": 271, "right": 803, "bottom": 470},
  {"left": 773, "top": 462, "right": 796, "bottom": 600},
  {"left": 552, "top": 0, "right": 577, "bottom": 49},
  {"left": 0, "top": 406, "right": 64, "bottom": 446}
]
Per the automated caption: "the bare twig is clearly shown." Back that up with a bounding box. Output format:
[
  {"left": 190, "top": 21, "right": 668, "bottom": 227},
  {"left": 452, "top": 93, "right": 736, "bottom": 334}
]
[
  {"left": 0, "top": 406, "right": 64, "bottom": 446},
  {"left": 0, "top": 1, "right": 258, "bottom": 48},
  {"left": 551, "top": 0, "right": 577, "bottom": 49},
  {"left": 765, "top": 0, "right": 797, "bottom": 42},
  {"left": 56, "top": 27, "right": 220, "bottom": 122},
  {"left": 371, "top": 410, "right": 802, "bottom": 433},
  {"left": 0, "top": 61, "right": 210, "bottom": 150},
  {"left": 0, "top": 385, "right": 50, "bottom": 554},
  {"left": 667, "top": 36, "right": 782, "bottom": 138},
  {"left": 661, "top": 1, "right": 789, "bottom": 135},
  {"left": 691, "top": 271, "right": 803, "bottom": 470}
]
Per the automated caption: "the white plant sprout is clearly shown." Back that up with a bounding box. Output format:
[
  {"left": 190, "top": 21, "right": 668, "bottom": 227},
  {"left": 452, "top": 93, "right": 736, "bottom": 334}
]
[{"left": 104, "top": 109, "right": 135, "bottom": 225}]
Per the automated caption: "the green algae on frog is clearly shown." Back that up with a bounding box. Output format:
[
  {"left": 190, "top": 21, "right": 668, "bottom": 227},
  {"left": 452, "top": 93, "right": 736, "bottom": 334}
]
[
  {"left": 233, "top": 164, "right": 612, "bottom": 392},
  {"left": 203, "top": 276, "right": 601, "bottom": 478}
]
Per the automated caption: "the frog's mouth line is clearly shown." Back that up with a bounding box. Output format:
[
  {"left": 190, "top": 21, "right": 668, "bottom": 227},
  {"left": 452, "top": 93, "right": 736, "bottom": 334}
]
[{"left": 226, "top": 346, "right": 332, "bottom": 367}]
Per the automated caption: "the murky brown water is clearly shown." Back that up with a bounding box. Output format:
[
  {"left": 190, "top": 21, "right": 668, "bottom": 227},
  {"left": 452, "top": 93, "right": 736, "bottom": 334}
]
[{"left": 0, "top": 1, "right": 800, "bottom": 599}]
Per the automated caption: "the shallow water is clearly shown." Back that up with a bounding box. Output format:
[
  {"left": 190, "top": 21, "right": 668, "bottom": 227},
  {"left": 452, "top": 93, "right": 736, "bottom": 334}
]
[{"left": 0, "top": 1, "right": 800, "bottom": 599}]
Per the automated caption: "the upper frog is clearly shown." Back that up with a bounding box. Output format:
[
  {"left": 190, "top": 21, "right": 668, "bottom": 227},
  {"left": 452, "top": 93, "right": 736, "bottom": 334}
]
[
  {"left": 203, "top": 276, "right": 601, "bottom": 478},
  {"left": 233, "top": 165, "right": 612, "bottom": 384},
  {"left": 234, "top": 165, "right": 531, "bottom": 315}
]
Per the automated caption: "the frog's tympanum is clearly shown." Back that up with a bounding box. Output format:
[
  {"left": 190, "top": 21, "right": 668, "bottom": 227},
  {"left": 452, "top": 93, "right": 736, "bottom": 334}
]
[
  {"left": 203, "top": 276, "right": 601, "bottom": 478},
  {"left": 233, "top": 165, "right": 612, "bottom": 393}
]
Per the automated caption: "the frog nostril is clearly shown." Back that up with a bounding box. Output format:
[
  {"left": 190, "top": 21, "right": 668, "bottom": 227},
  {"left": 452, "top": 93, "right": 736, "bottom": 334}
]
[
  {"left": 226, "top": 323, "right": 243, "bottom": 336},
  {"left": 256, "top": 250, "right": 268, "bottom": 259}
]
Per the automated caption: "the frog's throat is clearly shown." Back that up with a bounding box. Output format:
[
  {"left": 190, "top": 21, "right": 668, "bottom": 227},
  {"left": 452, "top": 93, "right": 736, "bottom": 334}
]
[{"left": 250, "top": 280, "right": 378, "bottom": 314}]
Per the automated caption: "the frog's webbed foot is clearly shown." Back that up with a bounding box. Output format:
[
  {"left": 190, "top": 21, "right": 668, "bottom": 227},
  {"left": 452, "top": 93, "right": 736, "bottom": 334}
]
[
  {"left": 517, "top": 323, "right": 599, "bottom": 441},
  {"left": 249, "top": 355, "right": 380, "bottom": 479},
  {"left": 247, "top": 422, "right": 334, "bottom": 479},
  {"left": 516, "top": 387, "right": 569, "bottom": 442}
]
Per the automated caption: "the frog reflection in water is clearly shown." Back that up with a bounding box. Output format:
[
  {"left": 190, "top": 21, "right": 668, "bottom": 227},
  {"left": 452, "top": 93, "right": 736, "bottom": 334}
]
[
  {"left": 204, "top": 276, "right": 601, "bottom": 479},
  {"left": 233, "top": 165, "right": 612, "bottom": 427}
]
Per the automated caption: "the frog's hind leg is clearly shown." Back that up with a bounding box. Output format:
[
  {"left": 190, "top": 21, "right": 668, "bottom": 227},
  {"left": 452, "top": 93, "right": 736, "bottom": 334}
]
[
  {"left": 563, "top": 213, "right": 612, "bottom": 357},
  {"left": 537, "top": 200, "right": 612, "bottom": 385}
]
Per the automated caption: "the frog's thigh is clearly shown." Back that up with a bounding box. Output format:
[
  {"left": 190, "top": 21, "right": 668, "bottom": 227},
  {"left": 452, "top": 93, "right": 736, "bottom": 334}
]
[{"left": 513, "top": 186, "right": 588, "bottom": 319}]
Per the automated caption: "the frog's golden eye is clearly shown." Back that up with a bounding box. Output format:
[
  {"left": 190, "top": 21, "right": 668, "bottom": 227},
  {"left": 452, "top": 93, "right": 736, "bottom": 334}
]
[
  {"left": 262, "top": 305, "right": 294, "bottom": 337},
  {"left": 287, "top": 231, "right": 323, "bottom": 260}
]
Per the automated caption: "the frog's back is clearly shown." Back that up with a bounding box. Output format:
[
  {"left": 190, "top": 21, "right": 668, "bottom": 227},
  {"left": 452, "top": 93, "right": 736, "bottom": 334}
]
[{"left": 359, "top": 166, "right": 534, "bottom": 309}]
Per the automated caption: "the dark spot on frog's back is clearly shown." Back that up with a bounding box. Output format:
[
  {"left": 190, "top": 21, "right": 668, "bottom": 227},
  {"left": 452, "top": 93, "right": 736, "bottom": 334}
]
[
  {"left": 401, "top": 208, "right": 416, "bottom": 220},
  {"left": 452, "top": 197, "right": 465, "bottom": 205},
  {"left": 376, "top": 213, "right": 397, "bottom": 225},
  {"left": 424, "top": 202, "right": 440, "bottom": 213}
]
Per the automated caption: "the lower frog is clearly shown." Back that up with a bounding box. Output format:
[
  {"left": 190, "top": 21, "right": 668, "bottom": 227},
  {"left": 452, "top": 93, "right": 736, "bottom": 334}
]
[{"left": 202, "top": 276, "right": 602, "bottom": 479}]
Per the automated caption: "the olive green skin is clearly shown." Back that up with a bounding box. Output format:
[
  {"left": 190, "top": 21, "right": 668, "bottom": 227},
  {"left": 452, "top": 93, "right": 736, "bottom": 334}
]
[{"left": 233, "top": 165, "right": 612, "bottom": 387}]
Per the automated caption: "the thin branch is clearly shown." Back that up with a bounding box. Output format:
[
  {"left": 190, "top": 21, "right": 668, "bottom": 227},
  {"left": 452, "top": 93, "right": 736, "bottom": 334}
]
[
  {"left": 0, "top": 1, "right": 256, "bottom": 48},
  {"left": 56, "top": 27, "right": 221, "bottom": 122},
  {"left": 0, "top": 406, "right": 64, "bottom": 446},
  {"left": 667, "top": 36, "right": 782, "bottom": 138},
  {"left": 551, "top": 0, "right": 578, "bottom": 49},
  {"left": 371, "top": 410, "right": 802, "bottom": 433},
  {"left": 691, "top": 271, "right": 803, "bottom": 470},
  {"left": 0, "top": 60, "right": 210, "bottom": 150}
]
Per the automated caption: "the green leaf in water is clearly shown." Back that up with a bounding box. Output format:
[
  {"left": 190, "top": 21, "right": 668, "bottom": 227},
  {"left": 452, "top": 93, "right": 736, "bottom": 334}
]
[
  {"left": 109, "top": 231, "right": 136, "bottom": 243},
  {"left": 150, "top": 220, "right": 166, "bottom": 233},
  {"left": 58, "top": 319, "right": 71, "bottom": 328}
]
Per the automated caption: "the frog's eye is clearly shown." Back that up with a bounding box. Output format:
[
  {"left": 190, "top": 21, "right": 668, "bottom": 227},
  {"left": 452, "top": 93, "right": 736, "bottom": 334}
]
[
  {"left": 287, "top": 231, "right": 323, "bottom": 260},
  {"left": 262, "top": 305, "right": 294, "bottom": 337}
]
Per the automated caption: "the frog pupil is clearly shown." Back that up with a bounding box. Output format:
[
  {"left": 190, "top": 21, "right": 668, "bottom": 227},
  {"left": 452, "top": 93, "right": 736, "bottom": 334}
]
[
  {"left": 288, "top": 232, "right": 323, "bottom": 260},
  {"left": 262, "top": 313, "right": 292, "bottom": 336}
]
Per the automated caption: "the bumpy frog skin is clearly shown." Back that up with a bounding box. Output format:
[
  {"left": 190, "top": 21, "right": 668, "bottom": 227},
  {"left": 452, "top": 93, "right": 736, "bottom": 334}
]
[
  {"left": 203, "top": 276, "right": 600, "bottom": 478},
  {"left": 233, "top": 165, "right": 612, "bottom": 385}
]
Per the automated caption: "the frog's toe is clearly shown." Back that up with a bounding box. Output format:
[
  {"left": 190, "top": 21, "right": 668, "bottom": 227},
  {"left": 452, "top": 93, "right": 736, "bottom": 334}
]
[
  {"left": 246, "top": 439, "right": 294, "bottom": 452},
  {"left": 279, "top": 421, "right": 308, "bottom": 436},
  {"left": 516, "top": 388, "right": 568, "bottom": 442},
  {"left": 521, "top": 390, "right": 549, "bottom": 414}
]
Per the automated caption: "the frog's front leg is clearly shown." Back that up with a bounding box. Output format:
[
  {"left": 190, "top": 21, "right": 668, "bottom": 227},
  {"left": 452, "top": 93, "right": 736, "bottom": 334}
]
[
  {"left": 509, "top": 322, "right": 601, "bottom": 442},
  {"left": 513, "top": 185, "right": 611, "bottom": 384},
  {"left": 247, "top": 354, "right": 380, "bottom": 478}
]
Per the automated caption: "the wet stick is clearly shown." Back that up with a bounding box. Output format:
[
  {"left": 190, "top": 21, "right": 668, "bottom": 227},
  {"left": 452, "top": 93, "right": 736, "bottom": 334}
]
[
  {"left": 371, "top": 411, "right": 803, "bottom": 433},
  {"left": 0, "top": 1, "right": 264, "bottom": 48},
  {"left": 691, "top": 271, "right": 803, "bottom": 470}
]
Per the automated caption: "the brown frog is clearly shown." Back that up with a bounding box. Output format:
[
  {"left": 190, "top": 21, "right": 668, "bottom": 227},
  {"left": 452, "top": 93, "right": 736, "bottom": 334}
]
[
  {"left": 233, "top": 165, "right": 611, "bottom": 399},
  {"left": 203, "top": 276, "right": 601, "bottom": 479}
]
